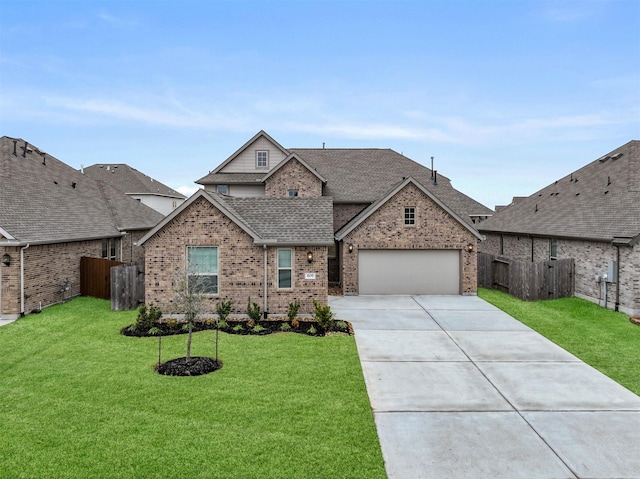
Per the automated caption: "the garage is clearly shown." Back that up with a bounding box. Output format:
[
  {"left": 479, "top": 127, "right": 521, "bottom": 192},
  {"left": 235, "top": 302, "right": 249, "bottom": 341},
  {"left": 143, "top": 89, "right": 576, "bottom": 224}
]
[{"left": 358, "top": 249, "right": 461, "bottom": 295}]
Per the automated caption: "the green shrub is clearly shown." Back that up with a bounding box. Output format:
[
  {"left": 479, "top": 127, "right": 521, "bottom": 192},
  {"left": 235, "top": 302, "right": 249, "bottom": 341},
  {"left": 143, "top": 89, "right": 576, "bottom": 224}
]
[
  {"left": 135, "top": 304, "right": 162, "bottom": 330},
  {"left": 307, "top": 325, "right": 317, "bottom": 335},
  {"left": 279, "top": 322, "right": 292, "bottom": 332},
  {"left": 217, "top": 320, "right": 228, "bottom": 329},
  {"left": 313, "top": 299, "right": 335, "bottom": 331},
  {"left": 335, "top": 320, "right": 348, "bottom": 332},
  {"left": 233, "top": 324, "right": 244, "bottom": 332},
  {"left": 216, "top": 300, "right": 233, "bottom": 322},
  {"left": 287, "top": 299, "right": 301, "bottom": 322},
  {"left": 252, "top": 324, "right": 265, "bottom": 333},
  {"left": 247, "top": 297, "right": 262, "bottom": 325},
  {"left": 148, "top": 326, "right": 161, "bottom": 336}
]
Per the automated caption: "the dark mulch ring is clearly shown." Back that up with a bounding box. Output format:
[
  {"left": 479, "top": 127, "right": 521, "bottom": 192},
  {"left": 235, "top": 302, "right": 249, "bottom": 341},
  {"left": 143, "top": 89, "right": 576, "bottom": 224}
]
[
  {"left": 121, "top": 318, "right": 352, "bottom": 338},
  {"left": 156, "top": 356, "right": 222, "bottom": 376}
]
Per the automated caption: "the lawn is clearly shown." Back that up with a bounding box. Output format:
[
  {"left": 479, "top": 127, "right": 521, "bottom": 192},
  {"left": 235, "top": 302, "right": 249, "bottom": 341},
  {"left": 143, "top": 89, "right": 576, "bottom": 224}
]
[
  {"left": 478, "top": 288, "right": 640, "bottom": 396},
  {"left": 0, "top": 297, "right": 386, "bottom": 479}
]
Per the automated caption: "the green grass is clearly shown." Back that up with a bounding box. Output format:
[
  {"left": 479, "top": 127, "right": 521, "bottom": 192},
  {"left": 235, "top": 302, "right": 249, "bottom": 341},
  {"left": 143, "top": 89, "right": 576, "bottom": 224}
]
[
  {"left": 478, "top": 288, "right": 640, "bottom": 395},
  {"left": 0, "top": 297, "right": 385, "bottom": 479}
]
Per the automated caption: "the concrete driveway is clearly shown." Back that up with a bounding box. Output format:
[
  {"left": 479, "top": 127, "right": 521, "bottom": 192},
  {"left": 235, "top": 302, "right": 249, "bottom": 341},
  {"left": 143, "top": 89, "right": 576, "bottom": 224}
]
[{"left": 330, "top": 295, "right": 640, "bottom": 479}]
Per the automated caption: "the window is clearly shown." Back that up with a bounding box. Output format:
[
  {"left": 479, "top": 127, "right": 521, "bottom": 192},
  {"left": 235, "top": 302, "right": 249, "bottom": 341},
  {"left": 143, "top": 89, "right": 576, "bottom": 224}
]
[
  {"left": 187, "top": 246, "right": 218, "bottom": 294},
  {"left": 328, "top": 243, "right": 337, "bottom": 259},
  {"left": 550, "top": 238, "right": 557, "bottom": 260},
  {"left": 102, "top": 238, "right": 117, "bottom": 260},
  {"left": 404, "top": 207, "right": 416, "bottom": 226},
  {"left": 288, "top": 189, "right": 299, "bottom": 197},
  {"left": 256, "top": 151, "right": 268, "bottom": 168},
  {"left": 277, "top": 249, "right": 292, "bottom": 289},
  {"left": 217, "top": 185, "right": 229, "bottom": 195}
]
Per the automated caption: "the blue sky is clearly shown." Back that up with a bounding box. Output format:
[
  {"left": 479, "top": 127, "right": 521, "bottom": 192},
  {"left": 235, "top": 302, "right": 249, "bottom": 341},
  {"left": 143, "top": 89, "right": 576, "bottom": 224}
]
[{"left": 1, "top": 0, "right": 638, "bottom": 209}]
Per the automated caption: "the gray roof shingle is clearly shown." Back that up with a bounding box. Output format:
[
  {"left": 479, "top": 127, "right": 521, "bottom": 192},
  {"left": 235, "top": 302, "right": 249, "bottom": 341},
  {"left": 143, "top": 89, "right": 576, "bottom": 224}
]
[
  {"left": 0, "top": 137, "right": 164, "bottom": 244},
  {"left": 478, "top": 140, "right": 640, "bottom": 242},
  {"left": 83, "top": 164, "right": 185, "bottom": 198}
]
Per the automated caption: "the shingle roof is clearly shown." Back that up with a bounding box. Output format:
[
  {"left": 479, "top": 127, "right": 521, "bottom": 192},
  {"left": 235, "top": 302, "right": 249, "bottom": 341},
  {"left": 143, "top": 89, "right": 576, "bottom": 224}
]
[
  {"left": 83, "top": 164, "right": 185, "bottom": 198},
  {"left": 138, "top": 190, "right": 334, "bottom": 246},
  {"left": 0, "top": 137, "right": 164, "bottom": 244},
  {"left": 196, "top": 142, "right": 493, "bottom": 225},
  {"left": 478, "top": 140, "right": 640, "bottom": 243}
]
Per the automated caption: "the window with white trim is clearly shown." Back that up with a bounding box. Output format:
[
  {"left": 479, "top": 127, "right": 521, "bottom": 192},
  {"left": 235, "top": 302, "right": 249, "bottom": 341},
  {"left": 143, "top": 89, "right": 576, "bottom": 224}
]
[
  {"left": 102, "top": 238, "right": 117, "bottom": 260},
  {"left": 187, "top": 246, "right": 218, "bottom": 294},
  {"left": 550, "top": 238, "right": 557, "bottom": 260},
  {"left": 256, "top": 151, "right": 268, "bottom": 168},
  {"left": 288, "top": 189, "right": 299, "bottom": 197},
  {"left": 404, "top": 207, "right": 416, "bottom": 226},
  {"left": 277, "top": 248, "right": 293, "bottom": 289}
]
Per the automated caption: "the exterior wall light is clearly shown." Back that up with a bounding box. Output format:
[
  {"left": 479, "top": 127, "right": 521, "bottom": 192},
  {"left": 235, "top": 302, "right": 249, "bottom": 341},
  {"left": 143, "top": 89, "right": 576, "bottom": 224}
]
[
  {"left": 2, "top": 253, "right": 10, "bottom": 266},
  {"left": 348, "top": 243, "right": 354, "bottom": 253},
  {"left": 307, "top": 251, "right": 314, "bottom": 263},
  {"left": 466, "top": 243, "right": 474, "bottom": 253}
]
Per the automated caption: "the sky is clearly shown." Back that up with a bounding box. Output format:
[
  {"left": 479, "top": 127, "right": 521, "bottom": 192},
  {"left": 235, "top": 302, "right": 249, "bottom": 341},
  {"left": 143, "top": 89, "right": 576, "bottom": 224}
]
[{"left": 1, "top": 0, "right": 638, "bottom": 209}]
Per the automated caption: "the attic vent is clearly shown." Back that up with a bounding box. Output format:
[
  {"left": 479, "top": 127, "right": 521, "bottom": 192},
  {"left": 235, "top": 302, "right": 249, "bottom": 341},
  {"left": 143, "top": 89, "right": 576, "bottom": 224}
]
[
  {"left": 598, "top": 155, "right": 610, "bottom": 162},
  {"left": 611, "top": 152, "right": 623, "bottom": 160}
]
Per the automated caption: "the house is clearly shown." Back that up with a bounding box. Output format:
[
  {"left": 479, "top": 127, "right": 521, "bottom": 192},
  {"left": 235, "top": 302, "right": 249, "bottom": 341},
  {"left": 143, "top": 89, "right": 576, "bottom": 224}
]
[
  {"left": 139, "top": 131, "right": 492, "bottom": 315},
  {"left": 0, "top": 136, "right": 164, "bottom": 320},
  {"left": 478, "top": 140, "right": 639, "bottom": 316},
  {"left": 83, "top": 163, "right": 186, "bottom": 215}
]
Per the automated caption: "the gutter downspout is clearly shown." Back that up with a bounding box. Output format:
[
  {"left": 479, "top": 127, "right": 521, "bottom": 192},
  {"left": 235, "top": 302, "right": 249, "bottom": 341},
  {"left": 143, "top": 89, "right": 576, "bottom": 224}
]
[
  {"left": 263, "top": 245, "right": 268, "bottom": 317},
  {"left": 20, "top": 244, "right": 30, "bottom": 316},
  {"left": 615, "top": 244, "right": 621, "bottom": 312}
]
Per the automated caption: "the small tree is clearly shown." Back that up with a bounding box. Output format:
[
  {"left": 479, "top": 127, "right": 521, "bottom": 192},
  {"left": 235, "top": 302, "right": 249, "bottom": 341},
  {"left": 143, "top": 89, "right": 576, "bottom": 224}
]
[
  {"left": 172, "top": 268, "right": 207, "bottom": 362},
  {"left": 287, "top": 299, "right": 301, "bottom": 322}
]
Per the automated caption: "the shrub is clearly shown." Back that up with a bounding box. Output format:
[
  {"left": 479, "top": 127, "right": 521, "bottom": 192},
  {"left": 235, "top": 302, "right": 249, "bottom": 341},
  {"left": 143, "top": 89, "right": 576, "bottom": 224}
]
[
  {"left": 307, "top": 325, "right": 317, "bottom": 335},
  {"left": 313, "top": 299, "right": 335, "bottom": 331},
  {"left": 252, "top": 324, "right": 265, "bottom": 333},
  {"left": 335, "top": 320, "right": 348, "bottom": 332},
  {"left": 216, "top": 300, "right": 232, "bottom": 322},
  {"left": 279, "top": 322, "right": 292, "bottom": 332},
  {"left": 291, "top": 318, "right": 300, "bottom": 329},
  {"left": 148, "top": 327, "right": 162, "bottom": 336},
  {"left": 247, "top": 297, "right": 262, "bottom": 325},
  {"left": 287, "top": 299, "right": 301, "bottom": 322},
  {"left": 217, "top": 320, "right": 228, "bottom": 330},
  {"left": 135, "top": 304, "right": 162, "bottom": 331},
  {"left": 233, "top": 324, "right": 244, "bottom": 332}
]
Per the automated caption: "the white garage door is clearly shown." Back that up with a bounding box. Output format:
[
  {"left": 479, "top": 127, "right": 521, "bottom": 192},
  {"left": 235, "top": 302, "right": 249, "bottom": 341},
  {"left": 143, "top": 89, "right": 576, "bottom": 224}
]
[{"left": 358, "top": 249, "right": 460, "bottom": 295}]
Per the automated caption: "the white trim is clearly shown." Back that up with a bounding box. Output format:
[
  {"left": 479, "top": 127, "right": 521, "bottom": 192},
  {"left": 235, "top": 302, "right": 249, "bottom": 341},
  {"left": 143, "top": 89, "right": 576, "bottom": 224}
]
[{"left": 277, "top": 248, "right": 293, "bottom": 289}]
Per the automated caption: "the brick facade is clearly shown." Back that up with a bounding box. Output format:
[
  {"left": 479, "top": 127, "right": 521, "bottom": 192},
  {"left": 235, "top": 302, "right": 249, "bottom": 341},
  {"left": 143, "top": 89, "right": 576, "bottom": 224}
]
[
  {"left": 340, "top": 183, "right": 478, "bottom": 295},
  {"left": 480, "top": 233, "right": 640, "bottom": 315},
  {"left": 333, "top": 203, "right": 368, "bottom": 232},
  {"left": 144, "top": 197, "right": 327, "bottom": 316},
  {"left": 264, "top": 159, "right": 323, "bottom": 198},
  {"left": 0, "top": 231, "right": 145, "bottom": 319}
]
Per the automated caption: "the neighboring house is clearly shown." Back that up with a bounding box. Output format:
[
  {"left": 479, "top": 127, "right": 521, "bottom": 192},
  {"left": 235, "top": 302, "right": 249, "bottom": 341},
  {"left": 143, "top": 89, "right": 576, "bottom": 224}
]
[
  {"left": 139, "top": 131, "right": 492, "bottom": 315},
  {"left": 0, "top": 137, "right": 164, "bottom": 320},
  {"left": 83, "top": 163, "right": 186, "bottom": 215},
  {"left": 478, "top": 140, "right": 639, "bottom": 316}
]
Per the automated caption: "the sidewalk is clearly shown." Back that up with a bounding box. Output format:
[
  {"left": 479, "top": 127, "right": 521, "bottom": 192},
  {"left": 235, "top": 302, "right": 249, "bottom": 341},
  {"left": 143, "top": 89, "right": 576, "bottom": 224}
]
[{"left": 331, "top": 295, "right": 640, "bottom": 479}]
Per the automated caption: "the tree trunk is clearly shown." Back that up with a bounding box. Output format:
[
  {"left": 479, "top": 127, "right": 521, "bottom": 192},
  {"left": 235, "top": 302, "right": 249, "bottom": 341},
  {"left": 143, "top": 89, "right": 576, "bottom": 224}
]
[{"left": 186, "top": 322, "right": 193, "bottom": 361}]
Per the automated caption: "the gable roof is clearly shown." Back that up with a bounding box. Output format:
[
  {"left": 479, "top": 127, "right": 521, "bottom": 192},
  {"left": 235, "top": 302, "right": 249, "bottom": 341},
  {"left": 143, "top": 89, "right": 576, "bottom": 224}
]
[
  {"left": 261, "top": 152, "right": 327, "bottom": 184},
  {"left": 138, "top": 189, "right": 335, "bottom": 247},
  {"left": 83, "top": 164, "right": 185, "bottom": 199},
  {"left": 336, "top": 177, "right": 483, "bottom": 241},
  {"left": 195, "top": 131, "right": 493, "bottom": 224},
  {"left": 0, "top": 136, "right": 164, "bottom": 245},
  {"left": 478, "top": 140, "right": 640, "bottom": 244},
  {"left": 197, "top": 130, "right": 290, "bottom": 182}
]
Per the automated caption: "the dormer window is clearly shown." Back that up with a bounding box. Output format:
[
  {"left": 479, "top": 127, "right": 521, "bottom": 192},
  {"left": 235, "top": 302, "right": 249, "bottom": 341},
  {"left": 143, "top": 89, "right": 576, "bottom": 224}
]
[
  {"left": 256, "top": 151, "right": 268, "bottom": 168},
  {"left": 288, "top": 189, "right": 299, "bottom": 197},
  {"left": 404, "top": 207, "right": 416, "bottom": 226},
  {"left": 217, "top": 185, "right": 229, "bottom": 195}
]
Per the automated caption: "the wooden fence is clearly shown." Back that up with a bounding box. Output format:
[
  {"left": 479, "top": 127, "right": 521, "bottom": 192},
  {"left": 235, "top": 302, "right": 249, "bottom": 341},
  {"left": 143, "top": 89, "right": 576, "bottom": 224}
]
[
  {"left": 80, "top": 257, "right": 124, "bottom": 300},
  {"left": 478, "top": 253, "right": 574, "bottom": 301},
  {"left": 111, "top": 262, "right": 145, "bottom": 311}
]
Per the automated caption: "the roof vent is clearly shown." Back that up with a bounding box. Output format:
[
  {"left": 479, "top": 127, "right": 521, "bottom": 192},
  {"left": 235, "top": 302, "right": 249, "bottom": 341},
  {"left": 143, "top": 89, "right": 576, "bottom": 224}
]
[
  {"left": 611, "top": 152, "right": 623, "bottom": 160},
  {"left": 21, "top": 141, "right": 28, "bottom": 158},
  {"left": 535, "top": 204, "right": 538, "bottom": 212},
  {"left": 12, "top": 140, "right": 17, "bottom": 156},
  {"left": 71, "top": 182, "right": 76, "bottom": 189},
  {"left": 607, "top": 176, "right": 611, "bottom": 186},
  {"left": 598, "top": 155, "right": 610, "bottom": 162}
]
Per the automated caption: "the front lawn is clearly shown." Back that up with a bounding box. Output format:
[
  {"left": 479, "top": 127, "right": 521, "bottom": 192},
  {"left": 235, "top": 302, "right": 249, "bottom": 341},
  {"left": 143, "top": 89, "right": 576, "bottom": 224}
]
[
  {"left": 478, "top": 288, "right": 640, "bottom": 395},
  {"left": 0, "top": 298, "right": 385, "bottom": 479}
]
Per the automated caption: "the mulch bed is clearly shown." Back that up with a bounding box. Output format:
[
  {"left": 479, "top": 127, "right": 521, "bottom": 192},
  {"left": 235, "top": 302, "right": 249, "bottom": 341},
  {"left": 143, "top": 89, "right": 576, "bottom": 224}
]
[
  {"left": 156, "top": 356, "right": 222, "bottom": 376},
  {"left": 121, "top": 317, "right": 352, "bottom": 338}
]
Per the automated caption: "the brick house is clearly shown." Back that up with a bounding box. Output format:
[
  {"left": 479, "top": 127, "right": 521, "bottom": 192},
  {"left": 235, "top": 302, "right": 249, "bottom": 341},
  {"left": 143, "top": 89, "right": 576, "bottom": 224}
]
[
  {"left": 478, "top": 140, "right": 639, "bottom": 316},
  {"left": 83, "top": 163, "right": 186, "bottom": 215},
  {"left": 139, "top": 131, "right": 490, "bottom": 315},
  {"left": 0, "top": 136, "right": 164, "bottom": 320}
]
